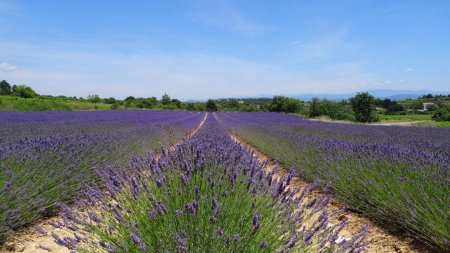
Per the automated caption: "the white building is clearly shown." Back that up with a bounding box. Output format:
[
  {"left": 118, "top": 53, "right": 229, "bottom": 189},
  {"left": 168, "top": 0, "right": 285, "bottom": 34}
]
[{"left": 418, "top": 102, "right": 435, "bottom": 112}]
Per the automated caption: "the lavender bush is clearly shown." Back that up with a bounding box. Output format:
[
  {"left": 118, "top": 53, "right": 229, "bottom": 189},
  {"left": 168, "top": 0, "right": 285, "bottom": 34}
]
[
  {"left": 57, "top": 116, "right": 367, "bottom": 252},
  {"left": 216, "top": 112, "right": 450, "bottom": 251},
  {"left": 0, "top": 110, "right": 204, "bottom": 242}
]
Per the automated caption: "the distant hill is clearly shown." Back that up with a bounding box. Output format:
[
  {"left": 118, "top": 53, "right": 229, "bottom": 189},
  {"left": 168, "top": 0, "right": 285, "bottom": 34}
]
[
  {"left": 287, "top": 89, "right": 450, "bottom": 101},
  {"left": 187, "top": 89, "right": 450, "bottom": 103}
]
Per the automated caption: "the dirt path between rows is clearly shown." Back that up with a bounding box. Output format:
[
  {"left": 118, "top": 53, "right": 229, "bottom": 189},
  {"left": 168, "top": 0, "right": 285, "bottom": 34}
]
[
  {"left": 370, "top": 121, "right": 428, "bottom": 126},
  {"left": 228, "top": 133, "right": 434, "bottom": 253},
  {"left": 0, "top": 113, "right": 209, "bottom": 253}
]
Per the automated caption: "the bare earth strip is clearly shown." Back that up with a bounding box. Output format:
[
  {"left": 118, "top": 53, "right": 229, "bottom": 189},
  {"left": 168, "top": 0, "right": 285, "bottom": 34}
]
[
  {"left": 0, "top": 113, "right": 208, "bottom": 253},
  {"left": 228, "top": 133, "right": 434, "bottom": 253}
]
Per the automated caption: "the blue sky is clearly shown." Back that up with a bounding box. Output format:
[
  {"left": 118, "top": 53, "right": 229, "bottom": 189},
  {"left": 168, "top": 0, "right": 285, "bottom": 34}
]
[{"left": 0, "top": 0, "right": 449, "bottom": 100}]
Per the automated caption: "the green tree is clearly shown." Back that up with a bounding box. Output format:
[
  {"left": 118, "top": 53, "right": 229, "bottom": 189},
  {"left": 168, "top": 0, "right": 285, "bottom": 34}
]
[
  {"left": 270, "top": 96, "right": 289, "bottom": 112},
  {"left": 12, "top": 85, "right": 37, "bottom": 98},
  {"left": 161, "top": 93, "right": 171, "bottom": 105},
  {"left": 103, "top": 97, "right": 116, "bottom": 104},
  {"left": 87, "top": 94, "right": 101, "bottom": 103},
  {"left": 411, "top": 101, "right": 423, "bottom": 110},
  {"left": 111, "top": 103, "right": 120, "bottom": 110},
  {"left": 206, "top": 99, "right": 218, "bottom": 111},
  {"left": 171, "top": 99, "right": 182, "bottom": 108},
  {"left": 426, "top": 104, "right": 439, "bottom": 111},
  {"left": 225, "top": 99, "right": 241, "bottom": 111},
  {"left": 269, "top": 96, "right": 302, "bottom": 113},
  {"left": 432, "top": 108, "right": 450, "bottom": 121},
  {"left": 308, "top": 97, "right": 320, "bottom": 117},
  {"left": 285, "top": 98, "right": 303, "bottom": 113},
  {"left": 0, "top": 80, "right": 12, "bottom": 95},
  {"left": 350, "top": 92, "right": 378, "bottom": 122},
  {"left": 124, "top": 96, "right": 136, "bottom": 108},
  {"left": 143, "top": 97, "right": 158, "bottom": 109}
]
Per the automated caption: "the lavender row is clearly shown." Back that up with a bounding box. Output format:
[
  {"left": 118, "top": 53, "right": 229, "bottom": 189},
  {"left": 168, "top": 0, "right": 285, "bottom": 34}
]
[
  {"left": 0, "top": 110, "right": 205, "bottom": 242},
  {"left": 216, "top": 112, "right": 450, "bottom": 251},
  {"left": 51, "top": 114, "right": 367, "bottom": 252},
  {"left": 0, "top": 110, "right": 204, "bottom": 144}
]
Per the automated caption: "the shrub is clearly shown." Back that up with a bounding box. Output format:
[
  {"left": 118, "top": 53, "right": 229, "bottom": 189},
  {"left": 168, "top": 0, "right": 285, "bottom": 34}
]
[
  {"left": 308, "top": 98, "right": 355, "bottom": 121},
  {"left": 12, "top": 85, "right": 37, "bottom": 98},
  {"left": 270, "top": 96, "right": 303, "bottom": 113},
  {"left": 111, "top": 103, "right": 120, "bottom": 110},
  {"left": 432, "top": 108, "right": 450, "bottom": 121}
]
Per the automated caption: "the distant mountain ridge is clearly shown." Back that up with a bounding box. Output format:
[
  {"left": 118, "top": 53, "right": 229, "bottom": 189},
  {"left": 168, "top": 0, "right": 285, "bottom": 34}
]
[
  {"left": 283, "top": 89, "right": 450, "bottom": 101},
  {"left": 185, "top": 89, "right": 450, "bottom": 102}
]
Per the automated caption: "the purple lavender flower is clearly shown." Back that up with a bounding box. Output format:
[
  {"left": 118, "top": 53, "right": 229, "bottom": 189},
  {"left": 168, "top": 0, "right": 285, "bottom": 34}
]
[
  {"left": 217, "top": 227, "right": 224, "bottom": 237},
  {"left": 211, "top": 195, "right": 217, "bottom": 210},
  {"left": 33, "top": 226, "right": 47, "bottom": 235},
  {"left": 130, "top": 233, "right": 147, "bottom": 251},
  {"left": 194, "top": 185, "right": 200, "bottom": 196},
  {"left": 260, "top": 240, "right": 268, "bottom": 248},
  {"left": 88, "top": 211, "right": 102, "bottom": 223}
]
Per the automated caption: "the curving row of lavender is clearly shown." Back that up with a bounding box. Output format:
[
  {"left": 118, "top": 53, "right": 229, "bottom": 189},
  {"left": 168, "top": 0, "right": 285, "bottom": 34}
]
[
  {"left": 216, "top": 112, "right": 450, "bottom": 251},
  {"left": 0, "top": 110, "right": 205, "bottom": 242},
  {"left": 50, "top": 115, "right": 367, "bottom": 252}
]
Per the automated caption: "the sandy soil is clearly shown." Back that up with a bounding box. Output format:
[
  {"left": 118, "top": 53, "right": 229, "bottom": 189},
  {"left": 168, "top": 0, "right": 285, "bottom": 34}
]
[
  {"left": 309, "top": 116, "right": 434, "bottom": 127},
  {"left": 370, "top": 121, "right": 429, "bottom": 126}
]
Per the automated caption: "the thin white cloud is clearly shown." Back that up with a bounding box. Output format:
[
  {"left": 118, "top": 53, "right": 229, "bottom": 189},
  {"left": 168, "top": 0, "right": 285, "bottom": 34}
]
[
  {"left": 0, "top": 62, "right": 18, "bottom": 72},
  {"left": 404, "top": 67, "right": 414, "bottom": 72},
  {"left": 187, "top": 1, "right": 275, "bottom": 36},
  {"left": 289, "top": 29, "right": 352, "bottom": 61},
  {"left": 2, "top": 41, "right": 437, "bottom": 100}
]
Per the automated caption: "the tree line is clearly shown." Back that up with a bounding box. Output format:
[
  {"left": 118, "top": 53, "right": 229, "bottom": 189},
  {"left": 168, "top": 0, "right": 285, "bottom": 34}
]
[
  {"left": 1, "top": 79, "right": 449, "bottom": 122},
  {"left": 0, "top": 80, "right": 37, "bottom": 98}
]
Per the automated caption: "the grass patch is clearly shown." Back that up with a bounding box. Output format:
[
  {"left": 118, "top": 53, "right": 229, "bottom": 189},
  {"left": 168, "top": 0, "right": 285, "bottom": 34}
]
[
  {"left": 378, "top": 114, "right": 432, "bottom": 121},
  {"left": 0, "top": 96, "right": 111, "bottom": 111}
]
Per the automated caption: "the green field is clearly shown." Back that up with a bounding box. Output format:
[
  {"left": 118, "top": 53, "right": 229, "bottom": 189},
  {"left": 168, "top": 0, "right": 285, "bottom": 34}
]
[{"left": 378, "top": 114, "right": 432, "bottom": 121}]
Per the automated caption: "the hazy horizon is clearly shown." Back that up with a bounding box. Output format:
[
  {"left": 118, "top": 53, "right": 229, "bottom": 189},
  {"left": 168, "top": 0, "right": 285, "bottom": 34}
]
[{"left": 1, "top": 1, "right": 449, "bottom": 100}]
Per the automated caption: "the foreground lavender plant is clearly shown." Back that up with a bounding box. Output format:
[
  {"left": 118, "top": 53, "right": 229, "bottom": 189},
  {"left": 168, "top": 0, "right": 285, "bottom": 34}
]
[
  {"left": 58, "top": 116, "right": 367, "bottom": 252},
  {"left": 217, "top": 112, "right": 450, "bottom": 251},
  {"left": 0, "top": 110, "right": 205, "bottom": 242}
]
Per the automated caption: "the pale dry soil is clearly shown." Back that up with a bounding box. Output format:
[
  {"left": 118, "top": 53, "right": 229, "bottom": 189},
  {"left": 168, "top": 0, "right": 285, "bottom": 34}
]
[{"left": 309, "top": 116, "right": 435, "bottom": 127}]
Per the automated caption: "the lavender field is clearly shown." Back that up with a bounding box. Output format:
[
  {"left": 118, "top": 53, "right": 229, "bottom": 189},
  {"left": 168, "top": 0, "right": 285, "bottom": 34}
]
[
  {"left": 55, "top": 115, "right": 367, "bottom": 252},
  {"left": 216, "top": 112, "right": 450, "bottom": 250},
  {"left": 0, "top": 110, "right": 205, "bottom": 242},
  {"left": 0, "top": 111, "right": 372, "bottom": 252},
  {"left": 1, "top": 110, "right": 448, "bottom": 252}
]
